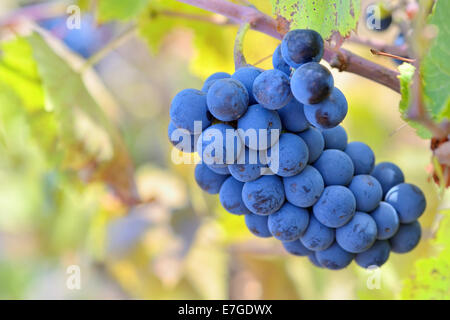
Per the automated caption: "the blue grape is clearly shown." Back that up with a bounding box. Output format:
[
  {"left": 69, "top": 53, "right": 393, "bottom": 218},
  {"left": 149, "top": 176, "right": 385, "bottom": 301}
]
[
  {"left": 268, "top": 133, "right": 309, "bottom": 177},
  {"left": 237, "top": 104, "right": 282, "bottom": 150},
  {"left": 170, "top": 89, "right": 211, "bottom": 133},
  {"left": 392, "top": 33, "right": 406, "bottom": 65},
  {"left": 202, "top": 72, "right": 231, "bottom": 93},
  {"left": 308, "top": 253, "right": 323, "bottom": 268},
  {"left": 194, "top": 163, "right": 228, "bottom": 194},
  {"left": 300, "top": 216, "right": 334, "bottom": 252},
  {"left": 219, "top": 177, "right": 251, "bottom": 215},
  {"left": 207, "top": 78, "right": 249, "bottom": 121},
  {"left": 277, "top": 98, "right": 309, "bottom": 133},
  {"left": 245, "top": 213, "right": 272, "bottom": 238},
  {"left": 313, "top": 149, "right": 354, "bottom": 186},
  {"left": 370, "top": 201, "right": 400, "bottom": 240},
  {"left": 355, "top": 240, "right": 390, "bottom": 268},
  {"left": 253, "top": 69, "right": 293, "bottom": 110},
  {"left": 272, "top": 45, "right": 291, "bottom": 76},
  {"left": 207, "top": 164, "right": 230, "bottom": 175},
  {"left": 371, "top": 162, "right": 405, "bottom": 196},
  {"left": 232, "top": 66, "right": 262, "bottom": 105},
  {"left": 283, "top": 165, "right": 324, "bottom": 208},
  {"left": 304, "top": 87, "right": 348, "bottom": 129},
  {"left": 197, "top": 123, "right": 243, "bottom": 166},
  {"left": 345, "top": 142, "right": 375, "bottom": 175},
  {"left": 321, "top": 125, "right": 348, "bottom": 150},
  {"left": 280, "top": 29, "right": 324, "bottom": 68},
  {"left": 313, "top": 185, "right": 356, "bottom": 228},
  {"left": 168, "top": 121, "right": 198, "bottom": 153},
  {"left": 242, "top": 175, "right": 285, "bottom": 215},
  {"left": 348, "top": 175, "right": 383, "bottom": 212},
  {"left": 291, "top": 62, "right": 334, "bottom": 105},
  {"left": 282, "top": 239, "right": 312, "bottom": 256},
  {"left": 389, "top": 221, "right": 421, "bottom": 253},
  {"left": 268, "top": 203, "right": 309, "bottom": 241},
  {"left": 316, "top": 242, "right": 354, "bottom": 270},
  {"left": 336, "top": 212, "right": 378, "bottom": 253},
  {"left": 228, "top": 147, "right": 266, "bottom": 182},
  {"left": 385, "top": 183, "right": 426, "bottom": 223},
  {"left": 298, "top": 127, "right": 325, "bottom": 163}
]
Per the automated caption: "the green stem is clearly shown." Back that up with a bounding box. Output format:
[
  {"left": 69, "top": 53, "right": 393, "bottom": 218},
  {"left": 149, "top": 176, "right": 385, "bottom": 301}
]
[{"left": 234, "top": 22, "right": 250, "bottom": 70}]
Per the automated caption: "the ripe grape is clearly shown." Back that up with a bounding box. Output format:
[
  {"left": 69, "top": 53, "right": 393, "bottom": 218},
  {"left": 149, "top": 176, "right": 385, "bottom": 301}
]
[
  {"left": 282, "top": 239, "right": 312, "bottom": 256},
  {"left": 303, "top": 87, "right": 348, "bottom": 129},
  {"left": 321, "top": 125, "right": 348, "bottom": 150},
  {"left": 389, "top": 221, "right": 421, "bottom": 253},
  {"left": 194, "top": 163, "right": 229, "bottom": 194},
  {"left": 355, "top": 240, "right": 390, "bottom": 268},
  {"left": 281, "top": 29, "right": 324, "bottom": 68},
  {"left": 168, "top": 121, "right": 198, "bottom": 153},
  {"left": 370, "top": 201, "right": 400, "bottom": 240},
  {"left": 207, "top": 78, "right": 249, "bottom": 121},
  {"left": 283, "top": 165, "right": 324, "bottom": 208},
  {"left": 316, "top": 242, "right": 354, "bottom": 270},
  {"left": 291, "top": 62, "right": 334, "bottom": 105},
  {"left": 267, "top": 133, "right": 309, "bottom": 177},
  {"left": 313, "top": 185, "right": 356, "bottom": 228},
  {"left": 228, "top": 147, "right": 266, "bottom": 182},
  {"left": 385, "top": 183, "right": 426, "bottom": 223},
  {"left": 232, "top": 66, "right": 263, "bottom": 104},
  {"left": 207, "top": 164, "right": 230, "bottom": 175},
  {"left": 237, "top": 104, "right": 282, "bottom": 150},
  {"left": 197, "top": 123, "right": 243, "bottom": 166},
  {"left": 272, "top": 45, "right": 291, "bottom": 76},
  {"left": 245, "top": 213, "right": 272, "bottom": 238},
  {"left": 253, "top": 69, "right": 293, "bottom": 110},
  {"left": 202, "top": 72, "right": 231, "bottom": 93},
  {"left": 365, "top": 2, "right": 392, "bottom": 32},
  {"left": 308, "top": 253, "right": 324, "bottom": 268},
  {"left": 277, "top": 98, "right": 309, "bottom": 133},
  {"left": 242, "top": 175, "right": 285, "bottom": 215},
  {"left": 371, "top": 162, "right": 405, "bottom": 196},
  {"left": 170, "top": 89, "right": 212, "bottom": 133},
  {"left": 298, "top": 127, "right": 325, "bottom": 163},
  {"left": 268, "top": 203, "right": 309, "bottom": 241},
  {"left": 345, "top": 142, "right": 375, "bottom": 175},
  {"left": 313, "top": 149, "right": 354, "bottom": 186},
  {"left": 300, "top": 216, "right": 335, "bottom": 252},
  {"left": 336, "top": 212, "right": 378, "bottom": 253},
  {"left": 348, "top": 175, "right": 383, "bottom": 212},
  {"left": 219, "top": 177, "right": 251, "bottom": 215}
]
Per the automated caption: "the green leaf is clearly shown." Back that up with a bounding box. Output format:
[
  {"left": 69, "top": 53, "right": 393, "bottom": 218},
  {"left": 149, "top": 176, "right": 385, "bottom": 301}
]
[
  {"left": 401, "top": 208, "right": 450, "bottom": 299},
  {"left": 26, "top": 32, "right": 139, "bottom": 204},
  {"left": 269, "top": 0, "right": 361, "bottom": 39},
  {"left": 98, "top": 0, "right": 151, "bottom": 21},
  {"left": 422, "top": 0, "right": 450, "bottom": 121},
  {"left": 397, "top": 63, "right": 432, "bottom": 139}
]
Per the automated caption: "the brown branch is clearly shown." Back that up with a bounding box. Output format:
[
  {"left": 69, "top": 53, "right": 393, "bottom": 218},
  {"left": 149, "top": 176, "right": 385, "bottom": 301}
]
[
  {"left": 348, "top": 35, "right": 410, "bottom": 57},
  {"left": 370, "top": 48, "right": 415, "bottom": 63},
  {"left": 158, "top": 10, "right": 232, "bottom": 25},
  {"left": 177, "top": 0, "right": 401, "bottom": 93}
]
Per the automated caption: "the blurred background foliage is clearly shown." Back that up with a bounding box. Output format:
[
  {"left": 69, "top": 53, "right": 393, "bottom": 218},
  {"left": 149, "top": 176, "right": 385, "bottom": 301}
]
[{"left": 0, "top": 0, "right": 448, "bottom": 299}]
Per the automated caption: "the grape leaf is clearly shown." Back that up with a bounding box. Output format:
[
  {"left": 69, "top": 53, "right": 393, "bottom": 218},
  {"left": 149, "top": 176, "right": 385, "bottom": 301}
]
[
  {"left": 422, "top": 0, "right": 450, "bottom": 121},
  {"left": 269, "top": 0, "right": 361, "bottom": 39},
  {"left": 397, "top": 63, "right": 432, "bottom": 139},
  {"left": 26, "top": 31, "right": 139, "bottom": 204},
  {"left": 401, "top": 209, "right": 450, "bottom": 299},
  {"left": 98, "top": 0, "right": 151, "bottom": 21}
]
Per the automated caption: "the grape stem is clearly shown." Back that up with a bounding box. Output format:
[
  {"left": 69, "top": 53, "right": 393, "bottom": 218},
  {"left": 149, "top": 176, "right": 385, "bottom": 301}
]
[
  {"left": 370, "top": 48, "right": 415, "bottom": 63},
  {"left": 234, "top": 22, "right": 250, "bottom": 70},
  {"left": 176, "top": 0, "right": 401, "bottom": 93}
]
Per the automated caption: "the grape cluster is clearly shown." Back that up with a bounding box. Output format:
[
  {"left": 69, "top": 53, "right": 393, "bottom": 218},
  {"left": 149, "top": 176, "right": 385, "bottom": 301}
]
[{"left": 168, "top": 29, "right": 427, "bottom": 270}]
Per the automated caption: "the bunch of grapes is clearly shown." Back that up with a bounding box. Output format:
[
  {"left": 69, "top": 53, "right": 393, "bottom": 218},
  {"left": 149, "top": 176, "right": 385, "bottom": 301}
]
[{"left": 168, "top": 29, "right": 426, "bottom": 270}]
